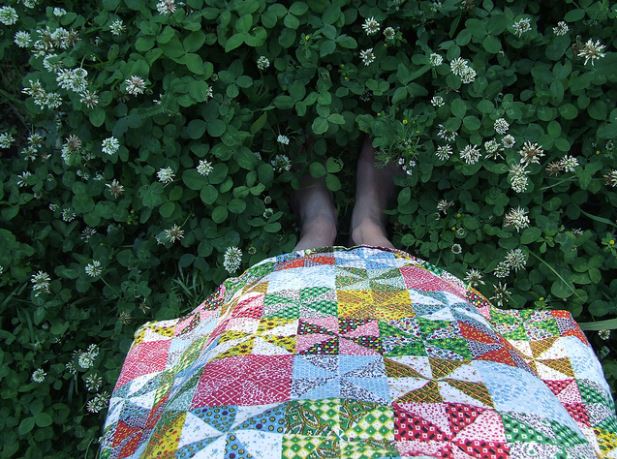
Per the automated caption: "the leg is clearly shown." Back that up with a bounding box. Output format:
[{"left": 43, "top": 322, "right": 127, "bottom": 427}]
[
  {"left": 292, "top": 175, "right": 338, "bottom": 251},
  {"left": 350, "top": 136, "right": 402, "bottom": 249}
]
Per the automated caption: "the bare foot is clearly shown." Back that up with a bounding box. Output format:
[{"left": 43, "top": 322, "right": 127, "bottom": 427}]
[
  {"left": 350, "top": 136, "right": 402, "bottom": 248},
  {"left": 292, "top": 175, "right": 337, "bottom": 251}
]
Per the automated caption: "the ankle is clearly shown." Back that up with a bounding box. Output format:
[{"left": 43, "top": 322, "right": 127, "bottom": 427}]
[{"left": 350, "top": 219, "right": 390, "bottom": 247}]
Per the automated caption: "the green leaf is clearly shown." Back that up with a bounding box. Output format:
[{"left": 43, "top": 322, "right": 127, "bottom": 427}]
[
  {"left": 250, "top": 112, "right": 268, "bottom": 134},
  {"left": 482, "top": 35, "right": 501, "bottom": 53},
  {"left": 18, "top": 417, "right": 35, "bottom": 435},
  {"left": 559, "top": 103, "right": 578, "bottom": 120},
  {"left": 289, "top": 2, "right": 308, "bottom": 15},
  {"left": 224, "top": 33, "right": 245, "bottom": 52},
  {"left": 326, "top": 157, "right": 343, "bottom": 173},
  {"left": 462, "top": 115, "right": 481, "bottom": 131},
  {"left": 309, "top": 161, "right": 326, "bottom": 178},
  {"left": 182, "top": 169, "right": 205, "bottom": 191},
  {"left": 451, "top": 99, "right": 467, "bottom": 118},
  {"left": 159, "top": 202, "right": 175, "bottom": 218},
  {"left": 283, "top": 13, "right": 300, "bottom": 29},
  {"left": 186, "top": 119, "right": 207, "bottom": 139},
  {"left": 520, "top": 227, "right": 542, "bottom": 244},
  {"left": 200, "top": 185, "right": 218, "bottom": 204},
  {"left": 312, "top": 117, "right": 328, "bottom": 134},
  {"left": 89, "top": 108, "right": 106, "bottom": 127},
  {"left": 180, "top": 53, "right": 204, "bottom": 74},
  {"left": 325, "top": 173, "right": 341, "bottom": 191},
  {"left": 183, "top": 31, "right": 206, "bottom": 52},
  {"left": 212, "top": 206, "right": 228, "bottom": 223},
  {"left": 35, "top": 412, "right": 53, "bottom": 428},
  {"left": 139, "top": 183, "right": 164, "bottom": 208},
  {"left": 327, "top": 113, "right": 345, "bottom": 125},
  {"left": 228, "top": 198, "right": 246, "bottom": 214},
  {"left": 207, "top": 119, "right": 226, "bottom": 137},
  {"left": 335, "top": 34, "right": 356, "bottom": 49}
]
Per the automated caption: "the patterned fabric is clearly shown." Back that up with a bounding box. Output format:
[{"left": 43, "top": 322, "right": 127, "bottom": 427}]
[{"left": 100, "top": 245, "right": 617, "bottom": 459}]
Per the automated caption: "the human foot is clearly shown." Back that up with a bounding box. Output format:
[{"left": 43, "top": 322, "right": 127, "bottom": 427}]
[
  {"left": 292, "top": 174, "right": 338, "bottom": 251},
  {"left": 349, "top": 136, "right": 402, "bottom": 248}
]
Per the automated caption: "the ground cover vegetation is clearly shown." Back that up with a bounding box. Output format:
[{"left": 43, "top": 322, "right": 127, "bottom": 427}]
[{"left": 1, "top": 0, "right": 616, "bottom": 456}]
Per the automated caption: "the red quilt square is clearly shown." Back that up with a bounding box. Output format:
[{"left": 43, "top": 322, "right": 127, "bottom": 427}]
[
  {"left": 191, "top": 355, "right": 293, "bottom": 407},
  {"left": 115, "top": 340, "right": 170, "bottom": 389}
]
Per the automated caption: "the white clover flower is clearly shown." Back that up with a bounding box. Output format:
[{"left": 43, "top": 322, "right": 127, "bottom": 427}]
[
  {"left": 493, "top": 260, "right": 510, "bottom": 278},
  {"left": 362, "top": 17, "right": 380, "bottom": 36},
  {"left": 276, "top": 134, "right": 289, "bottom": 145},
  {"left": 124, "top": 75, "right": 146, "bottom": 95},
  {"left": 109, "top": 18, "right": 125, "bottom": 36},
  {"left": 436, "top": 199, "right": 454, "bottom": 214},
  {"left": 86, "top": 392, "right": 109, "bottom": 414},
  {"left": 156, "top": 0, "right": 177, "bottom": 15},
  {"left": 604, "top": 170, "right": 617, "bottom": 188},
  {"left": 383, "top": 26, "right": 396, "bottom": 40},
  {"left": 451, "top": 243, "right": 462, "bottom": 254},
  {"left": 14, "top": 31, "right": 31, "bottom": 48},
  {"left": 509, "top": 164, "right": 529, "bottom": 193},
  {"left": 205, "top": 84, "right": 213, "bottom": 99},
  {"left": 157, "top": 167, "right": 175, "bottom": 184},
  {"left": 105, "top": 179, "right": 125, "bottom": 198},
  {"left": 502, "top": 134, "right": 516, "bottom": 149},
  {"left": 400, "top": 158, "right": 416, "bottom": 176},
  {"left": 197, "top": 159, "right": 213, "bottom": 176},
  {"left": 32, "top": 368, "right": 47, "bottom": 383},
  {"left": 62, "top": 207, "right": 76, "bottom": 222},
  {"left": 85, "top": 373, "right": 102, "bottom": 392},
  {"left": 81, "top": 227, "right": 97, "bottom": 242},
  {"left": 599, "top": 329, "right": 611, "bottom": 341},
  {"left": 360, "top": 48, "right": 375, "bottom": 66},
  {"left": 578, "top": 39, "right": 606, "bottom": 66},
  {"left": 559, "top": 155, "right": 579, "bottom": 173},
  {"left": 31, "top": 271, "right": 51, "bottom": 296},
  {"left": 256, "top": 55, "right": 270, "bottom": 70},
  {"left": 431, "top": 95, "right": 444, "bottom": 107},
  {"left": 263, "top": 208, "right": 273, "bottom": 219},
  {"left": 464, "top": 268, "right": 485, "bottom": 287},
  {"left": 552, "top": 21, "right": 569, "bottom": 36},
  {"left": 484, "top": 139, "right": 500, "bottom": 155},
  {"left": 77, "top": 352, "right": 94, "bottom": 370},
  {"left": 0, "top": 132, "right": 14, "bottom": 149},
  {"left": 518, "top": 141, "right": 545, "bottom": 165},
  {"left": 494, "top": 118, "right": 509, "bottom": 135},
  {"left": 0, "top": 6, "right": 18, "bottom": 25},
  {"left": 101, "top": 137, "right": 120, "bottom": 155},
  {"left": 80, "top": 89, "right": 99, "bottom": 109},
  {"left": 459, "top": 66, "right": 476, "bottom": 84},
  {"left": 223, "top": 246, "right": 243, "bottom": 274},
  {"left": 435, "top": 144, "right": 452, "bottom": 161},
  {"left": 163, "top": 224, "right": 184, "bottom": 243},
  {"left": 85, "top": 260, "right": 102, "bottom": 278},
  {"left": 56, "top": 68, "right": 88, "bottom": 93},
  {"left": 459, "top": 144, "right": 482, "bottom": 165},
  {"left": 52, "top": 7, "right": 67, "bottom": 16},
  {"left": 449, "top": 57, "right": 469, "bottom": 76},
  {"left": 44, "top": 92, "right": 63, "bottom": 109},
  {"left": 504, "top": 206, "right": 530, "bottom": 232},
  {"left": 16, "top": 171, "right": 32, "bottom": 188},
  {"left": 490, "top": 281, "right": 511, "bottom": 308},
  {"left": 437, "top": 124, "right": 457, "bottom": 143},
  {"left": 504, "top": 248, "right": 527, "bottom": 272},
  {"left": 512, "top": 17, "right": 532, "bottom": 37},
  {"left": 429, "top": 52, "right": 443, "bottom": 67},
  {"left": 271, "top": 154, "right": 291, "bottom": 172}
]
